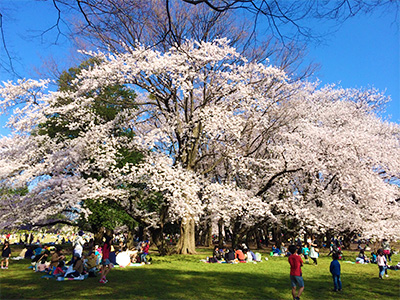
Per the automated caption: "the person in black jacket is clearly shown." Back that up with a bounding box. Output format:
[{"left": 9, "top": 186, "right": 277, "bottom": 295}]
[
  {"left": 1, "top": 241, "right": 11, "bottom": 269},
  {"left": 224, "top": 248, "right": 235, "bottom": 263}
]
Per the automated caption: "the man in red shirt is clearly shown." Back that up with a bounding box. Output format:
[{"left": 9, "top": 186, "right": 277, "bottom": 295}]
[{"left": 288, "top": 245, "right": 304, "bottom": 300}]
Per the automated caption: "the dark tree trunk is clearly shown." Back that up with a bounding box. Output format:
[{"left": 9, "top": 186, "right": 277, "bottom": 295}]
[
  {"left": 197, "top": 220, "right": 212, "bottom": 247},
  {"left": 205, "top": 221, "right": 212, "bottom": 247},
  {"left": 195, "top": 224, "right": 201, "bottom": 246},
  {"left": 137, "top": 225, "right": 144, "bottom": 242},
  {"left": 218, "top": 219, "right": 224, "bottom": 248},
  {"left": 231, "top": 220, "right": 246, "bottom": 249},
  {"left": 326, "top": 231, "right": 332, "bottom": 248},
  {"left": 245, "top": 230, "right": 252, "bottom": 247},
  {"left": 126, "top": 230, "right": 135, "bottom": 249},
  {"left": 150, "top": 227, "right": 171, "bottom": 256},
  {"left": 263, "top": 226, "right": 270, "bottom": 247},
  {"left": 342, "top": 232, "right": 353, "bottom": 250},
  {"left": 93, "top": 227, "right": 105, "bottom": 245},
  {"left": 224, "top": 226, "right": 232, "bottom": 245},
  {"left": 105, "top": 228, "right": 113, "bottom": 239},
  {"left": 272, "top": 225, "right": 282, "bottom": 248},
  {"left": 255, "top": 229, "right": 263, "bottom": 249}
]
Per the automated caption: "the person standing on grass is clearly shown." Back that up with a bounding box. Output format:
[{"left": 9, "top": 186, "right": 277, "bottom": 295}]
[
  {"left": 308, "top": 241, "right": 319, "bottom": 265},
  {"left": 377, "top": 248, "right": 388, "bottom": 279},
  {"left": 99, "top": 236, "right": 113, "bottom": 284},
  {"left": 1, "top": 241, "right": 11, "bottom": 269},
  {"left": 301, "top": 243, "right": 310, "bottom": 264},
  {"left": 288, "top": 245, "right": 304, "bottom": 300},
  {"left": 73, "top": 231, "right": 85, "bottom": 259},
  {"left": 381, "top": 239, "right": 392, "bottom": 263},
  {"left": 330, "top": 252, "right": 342, "bottom": 292}
]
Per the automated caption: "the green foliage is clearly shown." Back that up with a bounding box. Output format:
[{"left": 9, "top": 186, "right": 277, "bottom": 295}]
[
  {"left": 0, "top": 186, "right": 29, "bottom": 197},
  {"left": 35, "top": 57, "right": 137, "bottom": 140},
  {"left": 79, "top": 199, "right": 136, "bottom": 232},
  {"left": 33, "top": 58, "right": 144, "bottom": 232}
]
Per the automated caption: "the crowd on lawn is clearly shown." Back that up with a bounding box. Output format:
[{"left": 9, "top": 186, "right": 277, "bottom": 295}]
[
  {"left": 287, "top": 239, "right": 399, "bottom": 300},
  {"left": 1, "top": 231, "right": 400, "bottom": 297},
  {"left": 1, "top": 230, "right": 152, "bottom": 284},
  {"left": 200, "top": 236, "right": 399, "bottom": 300},
  {"left": 202, "top": 243, "right": 263, "bottom": 264}
]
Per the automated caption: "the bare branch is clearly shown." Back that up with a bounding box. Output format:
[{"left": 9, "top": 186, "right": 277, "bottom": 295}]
[{"left": 0, "top": 12, "right": 20, "bottom": 77}]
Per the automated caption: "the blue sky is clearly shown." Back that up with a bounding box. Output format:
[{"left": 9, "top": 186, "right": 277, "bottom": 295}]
[{"left": 0, "top": 1, "right": 399, "bottom": 137}]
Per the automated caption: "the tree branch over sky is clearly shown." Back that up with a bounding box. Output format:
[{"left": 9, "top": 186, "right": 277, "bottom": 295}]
[
  {"left": 0, "top": 12, "right": 19, "bottom": 77},
  {"left": 1, "top": 0, "right": 397, "bottom": 79}
]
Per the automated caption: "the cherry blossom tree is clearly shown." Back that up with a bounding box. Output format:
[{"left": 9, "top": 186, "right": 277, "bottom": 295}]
[{"left": 0, "top": 38, "right": 399, "bottom": 254}]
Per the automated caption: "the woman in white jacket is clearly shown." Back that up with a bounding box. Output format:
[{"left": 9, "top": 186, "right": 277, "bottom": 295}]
[{"left": 308, "top": 241, "right": 319, "bottom": 265}]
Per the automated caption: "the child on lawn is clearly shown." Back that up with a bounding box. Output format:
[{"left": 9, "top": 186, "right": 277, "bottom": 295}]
[
  {"left": 1, "top": 241, "right": 11, "bottom": 269},
  {"left": 288, "top": 245, "right": 304, "bottom": 300},
  {"left": 330, "top": 252, "right": 342, "bottom": 292},
  {"left": 377, "top": 248, "right": 388, "bottom": 279},
  {"left": 301, "top": 244, "right": 310, "bottom": 264}
]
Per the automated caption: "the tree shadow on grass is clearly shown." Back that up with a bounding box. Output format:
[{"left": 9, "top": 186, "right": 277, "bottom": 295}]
[{"left": 1, "top": 259, "right": 399, "bottom": 299}]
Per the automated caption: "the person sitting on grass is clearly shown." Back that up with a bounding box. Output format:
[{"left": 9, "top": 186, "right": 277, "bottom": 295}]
[
  {"left": 128, "top": 247, "right": 139, "bottom": 264},
  {"left": 24, "top": 246, "right": 34, "bottom": 259},
  {"left": 33, "top": 245, "right": 43, "bottom": 257},
  {"left": 211, "top": 246, "right": 223, "bottom": 262},
  {"left": 370, "top": 251, "right": 377, "bottom": 264},
  {"left": 234, "top": 246, "right": 246, "bottom": 262},
  {"left": 245, "top": 248, "right": 257, "bottom": 262},
  {"left": 140, "top": 240, "right": 150, "bottom": 264},
  {"left": 32, "top": 249, "right": 50, "bottom": 272},
  {"left": 50, "top": 248, "right": 65, "bottom": 269},
  {"left": 356, "top": 249, "right": 369, "bottom": 264},
  {"left": 85, "top": 251, "right": 99, "bottom": 276},
  {"left": 53, "top": 261, "right": 66, "bottom": 278},
  {"left": 281, "top": 243, "right": 289, "bottom": 256},
  {"left": 66, "top": 253, "right": 84, "bottom": 278},
  {"left": 15, "top": 245, "right": 27, "bottom": 259},
  {"left": 272, "top": 245, "right": 281, "bottom": 256},
  {"left": 224, "top": 248, "right": 235, "bottom": 263}
]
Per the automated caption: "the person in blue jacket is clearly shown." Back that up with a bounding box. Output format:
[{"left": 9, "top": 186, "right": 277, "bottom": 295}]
[{"left": 330, "top": 252, "right": 342, "bottom": 292}]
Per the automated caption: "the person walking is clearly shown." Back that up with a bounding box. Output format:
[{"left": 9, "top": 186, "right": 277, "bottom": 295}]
[
  {"left": 99, "top": 236, "right": 113, "bottom": 284},
  {"left": 309, "top": 241, "right": 319, "bottom": 265},
  {"left": 288, "top": 245, "right": 304, "bottom": 300},
  {"left": 329, "top": 252, "right": 342, "bottom": 292}
]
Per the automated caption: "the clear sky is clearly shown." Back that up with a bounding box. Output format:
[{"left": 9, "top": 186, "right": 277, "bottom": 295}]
[{"left": 0, "top": 1, "right": 399, "bottom": 137}]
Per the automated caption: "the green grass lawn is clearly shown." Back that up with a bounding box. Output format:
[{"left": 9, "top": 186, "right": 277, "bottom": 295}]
[{"left": 0, "top": 248, "right": 399, "bottom": 299}]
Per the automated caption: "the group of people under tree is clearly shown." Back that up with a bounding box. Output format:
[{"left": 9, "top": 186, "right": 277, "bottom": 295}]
[
  {"left": 7, "top": 229, "right": 152, "bottom": 284},
  {"left": 205, "top": 243, "right": 263, "bottom": 263}
]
